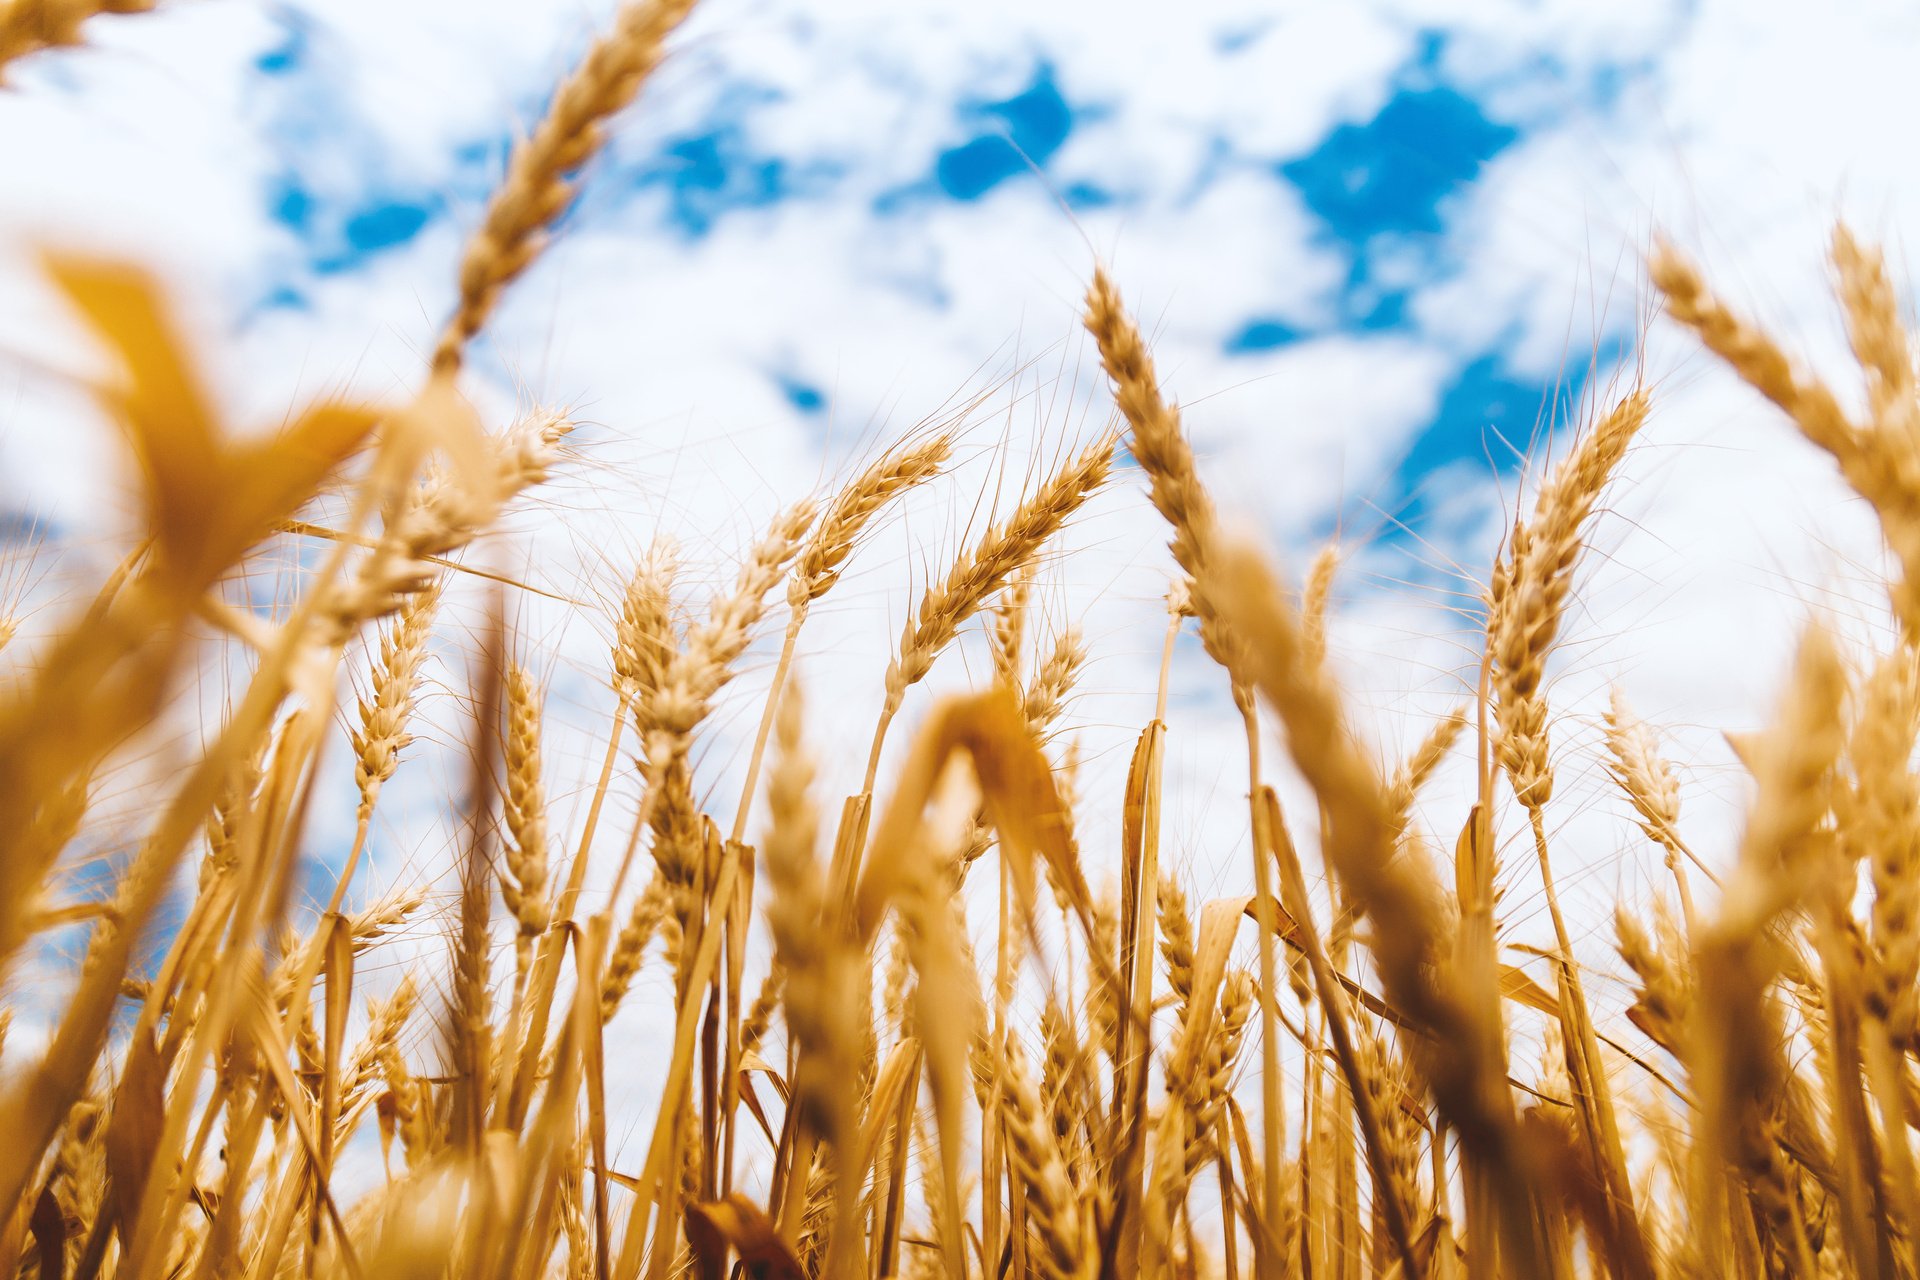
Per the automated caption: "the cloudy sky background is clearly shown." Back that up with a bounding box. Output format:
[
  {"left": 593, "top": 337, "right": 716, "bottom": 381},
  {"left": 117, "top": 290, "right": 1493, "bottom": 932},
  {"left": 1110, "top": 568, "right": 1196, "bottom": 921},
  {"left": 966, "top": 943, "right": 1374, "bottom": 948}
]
[{"left": 1, "top": 0, "right": 1916, "bottom": 1177}]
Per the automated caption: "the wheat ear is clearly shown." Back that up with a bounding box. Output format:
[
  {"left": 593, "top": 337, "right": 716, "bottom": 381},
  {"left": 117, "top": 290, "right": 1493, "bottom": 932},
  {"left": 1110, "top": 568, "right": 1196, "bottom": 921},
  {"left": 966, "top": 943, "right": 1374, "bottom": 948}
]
[
  {"left": 721, "top": 430, "right": 953, "bottom": 866},
  {"left": 1653, "top": 231, "right": 1920, "bottom": 639},
  {"left": 433, "top": 0, "right": 701, "bottom": 375},
  {"left": 500, "top": 661, "right": 553, "bottom": 950},
  {"left": 1084, "top": 268, "right": 1298, "bottom": 1255},
  {"left": 863, "top": 431, "right": 1114, "bottom": 794},
  {"left": 1385, "top": 704, "right": 1467, "bottom": 836},
  {"left": 1693, "top": 627, "right": 1848, "bottom": 1275},
  {"left": 1488, "top": 388, "right": 1649, "bottom": 808},
  {"left": 628, "top": 498, "right": 816, "bottom": 914},
  {"left": 1856, "top": 654, "right": 1920, "bottom": 1039},
  {"left": 995, "top": 1036, "right": 1094, "bottom": 1280}
]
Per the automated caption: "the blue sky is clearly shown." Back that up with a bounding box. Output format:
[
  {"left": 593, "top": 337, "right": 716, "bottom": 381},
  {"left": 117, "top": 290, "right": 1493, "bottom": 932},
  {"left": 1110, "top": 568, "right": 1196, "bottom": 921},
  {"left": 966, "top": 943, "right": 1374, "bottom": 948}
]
[{"left": 197, "top": 1, "right": 1645, "bottom": 562}]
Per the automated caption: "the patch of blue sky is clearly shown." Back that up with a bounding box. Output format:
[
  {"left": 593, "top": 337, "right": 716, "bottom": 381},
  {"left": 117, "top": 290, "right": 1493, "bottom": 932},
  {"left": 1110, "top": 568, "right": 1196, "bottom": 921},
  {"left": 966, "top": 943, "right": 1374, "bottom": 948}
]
[
  {"left": 1212, "top": 38, "right": 1523, "bottom": 357},
  {"left": 1338, "top": 360, "right": 1572, "bottom": 591},
  {"left": 0, "top": 508, "right": 48, "bottom": 546},
  {"left": 1214, "top": 21, "right": 1271, "bottom": 56},
  {"left": 935, "top": 63, "right": 1072, "bottom": 199},
  {"left": 1249, "top": 28, "right": 1654, "bottom": 352},
  {"left": 39, "top": 849, "right": 174, "bottom": 997},
  {"left": 1223, "top": 318, "right": 1302, "bottom": 354},
  {"left": 627, "top": 124, "right": 808, "bottom": 238},
  {"left": 343, "top": 200, "right": 431, "bottom": 254},
  {"left": 253, "top": 6, "right": 309, "bottom": 77},
  {"left": 262, "top": 181, "right": 440, "bottom": 281},
  {"left": 1277, "top": 81, "right": 1517, "bottom": 343},
  {"left": 1403, "top": 355, "right": 1571, "bottom": 493},
  {"left": 1208, "top": 29, "right": 1650, "bottom": 578},
  {"left": 245, "top": 7, "right": 449, "bottom": 304},
  {"left": 878, "top": 61, "right": 1110, "bottom": 213},
  {"left": 1060, "top": 180, "right": 1117, "bottom": 210},
  {"left": 1282, "top": 86, "right": 1516, "bottom": 241},
  {"left": 777, "top": 373, "right": 828, "bottom": 416},
  {"left": 1375, "top": 329, "right": 1632, "bottom": 547},
  {"left": 577, "top": 80, "right": 841, "bottom": 240}
]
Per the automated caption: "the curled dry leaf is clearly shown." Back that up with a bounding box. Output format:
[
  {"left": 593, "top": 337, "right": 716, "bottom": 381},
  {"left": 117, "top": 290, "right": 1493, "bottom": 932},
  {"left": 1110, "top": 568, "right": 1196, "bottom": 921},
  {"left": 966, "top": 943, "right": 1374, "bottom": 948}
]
[
  {"left": 685, "top": 1194, "right": 807, "bottom": 1280},
  {"left": 44, "top": 253, "right": 378, "bottom": 595}
]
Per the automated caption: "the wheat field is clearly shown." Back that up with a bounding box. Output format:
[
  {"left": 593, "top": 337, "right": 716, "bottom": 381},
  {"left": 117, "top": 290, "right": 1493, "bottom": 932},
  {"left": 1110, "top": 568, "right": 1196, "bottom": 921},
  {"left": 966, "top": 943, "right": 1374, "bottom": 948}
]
[{"left": 2, "top": 2, "right": 1917, "bottom": 1278}]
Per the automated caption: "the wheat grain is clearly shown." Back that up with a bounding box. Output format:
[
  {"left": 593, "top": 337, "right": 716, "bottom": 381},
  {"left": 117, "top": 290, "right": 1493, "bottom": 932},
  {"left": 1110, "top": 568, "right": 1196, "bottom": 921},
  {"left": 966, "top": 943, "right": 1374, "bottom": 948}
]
[
  {"left": 343, "top": 973, "right": 420, "bottom": 1101},
  {"left": 633, "top": 499, "right": 814, "bottom": 916},
  {"left": 991, "top": 568, "right": 1031, "bottom": 690},
  {"left": 1083, "top": 268, "right": 1249, "bottom": 684},
  {"left": 653, "top": 499, "right": 816, "bottom": 741}
]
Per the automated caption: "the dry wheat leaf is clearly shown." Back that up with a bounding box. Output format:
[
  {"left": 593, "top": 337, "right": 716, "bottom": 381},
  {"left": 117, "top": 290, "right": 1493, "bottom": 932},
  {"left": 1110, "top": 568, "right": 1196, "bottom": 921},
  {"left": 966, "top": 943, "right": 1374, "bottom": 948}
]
[
  {"left": 684, "top": 1195, "right": 805, "bottom": 1280},
  {"left": 28, "top": 1182, "right": 64, "bottom": 1280},
  {"left": 44, "top": 253, "right": 377, "bottom": 591},
  {"left": 103, "top": 1028, "right": 163, "bottom": 1241}
]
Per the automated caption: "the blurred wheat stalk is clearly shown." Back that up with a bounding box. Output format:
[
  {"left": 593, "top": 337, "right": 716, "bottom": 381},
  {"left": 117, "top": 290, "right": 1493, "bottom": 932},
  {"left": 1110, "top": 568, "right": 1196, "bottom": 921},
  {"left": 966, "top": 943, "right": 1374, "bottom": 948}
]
[{"left": 2, "top": 3, "right": 1918, "bottom": 1279}]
